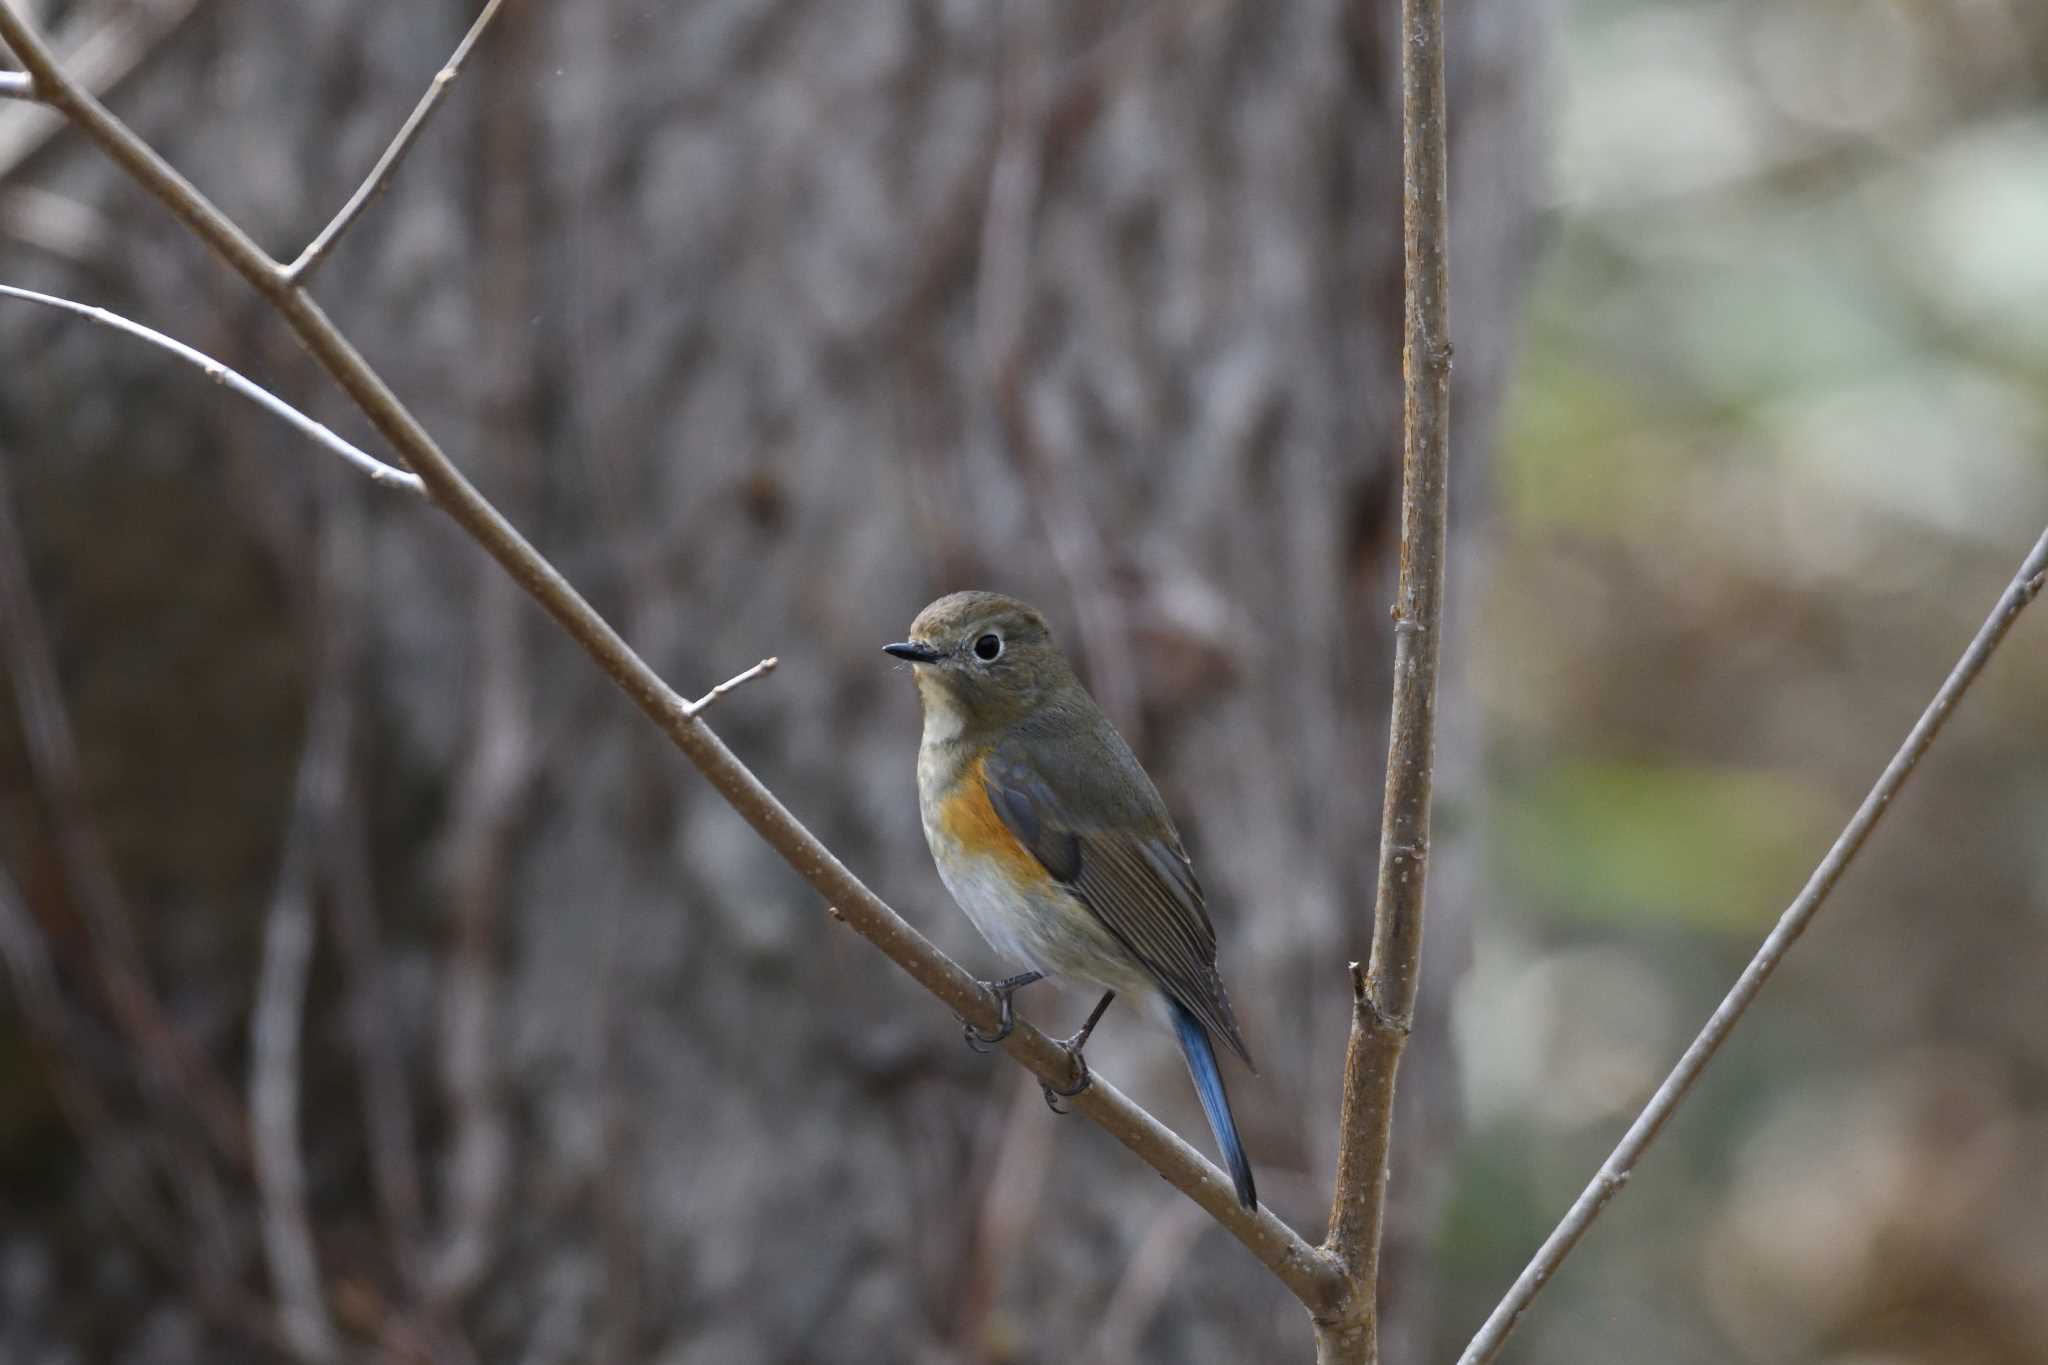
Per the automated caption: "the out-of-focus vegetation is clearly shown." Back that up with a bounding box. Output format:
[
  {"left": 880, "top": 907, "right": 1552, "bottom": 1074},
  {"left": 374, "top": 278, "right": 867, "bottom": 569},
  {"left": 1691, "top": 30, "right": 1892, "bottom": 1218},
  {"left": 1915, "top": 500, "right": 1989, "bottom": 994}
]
[{"left": 1451, "top": 1, "right": 2048, "bottom": 1360}]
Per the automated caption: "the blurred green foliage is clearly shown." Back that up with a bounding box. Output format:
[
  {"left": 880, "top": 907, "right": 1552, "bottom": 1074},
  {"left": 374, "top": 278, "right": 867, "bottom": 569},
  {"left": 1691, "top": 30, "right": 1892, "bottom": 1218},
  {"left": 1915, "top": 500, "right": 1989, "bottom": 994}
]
[
  {"left": 1450, "top": 1, "right": 2048, "bottom": 1360},
  {"left": 1497, "top": 761, "right": 1841, "bottom": 929}
]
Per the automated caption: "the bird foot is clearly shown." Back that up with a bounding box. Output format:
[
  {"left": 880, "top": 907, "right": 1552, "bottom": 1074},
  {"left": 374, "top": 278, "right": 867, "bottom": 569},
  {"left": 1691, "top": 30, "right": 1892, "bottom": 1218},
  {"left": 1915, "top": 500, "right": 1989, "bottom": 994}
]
[
  {"left": 1039, "top": 989, "right": 1114, "bottom": 1113},
  {"left": 961, "top": 971, "right": 1045, "bottom": 1052},
  {"left": 1041, "top": 1042, "right": 1093, "bottom": 1113}
]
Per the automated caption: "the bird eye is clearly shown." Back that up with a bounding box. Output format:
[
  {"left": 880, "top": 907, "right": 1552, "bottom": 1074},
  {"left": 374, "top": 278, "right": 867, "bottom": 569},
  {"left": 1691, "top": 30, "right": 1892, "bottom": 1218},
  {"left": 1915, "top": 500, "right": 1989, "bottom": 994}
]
[{"left": 973, "top": 633, "right": 1003, "bottom": 661}]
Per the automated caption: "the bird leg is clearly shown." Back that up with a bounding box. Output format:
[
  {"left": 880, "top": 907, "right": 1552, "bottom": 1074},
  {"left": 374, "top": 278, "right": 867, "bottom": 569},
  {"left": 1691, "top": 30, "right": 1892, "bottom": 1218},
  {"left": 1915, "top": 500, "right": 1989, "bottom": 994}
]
[
  {"left": 1042, "top": 990, "right": 1115, "bottom": 1113},
  {"left": 962, "top": 971, "right": 1045, "bottom": 1051}
]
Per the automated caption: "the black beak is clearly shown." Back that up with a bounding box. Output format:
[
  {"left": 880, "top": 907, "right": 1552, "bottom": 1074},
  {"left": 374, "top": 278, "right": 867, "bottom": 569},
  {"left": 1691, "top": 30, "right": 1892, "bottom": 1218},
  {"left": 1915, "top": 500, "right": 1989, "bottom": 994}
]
[{"left": 883, "top": 641, "right": 943, "bottom": 664}]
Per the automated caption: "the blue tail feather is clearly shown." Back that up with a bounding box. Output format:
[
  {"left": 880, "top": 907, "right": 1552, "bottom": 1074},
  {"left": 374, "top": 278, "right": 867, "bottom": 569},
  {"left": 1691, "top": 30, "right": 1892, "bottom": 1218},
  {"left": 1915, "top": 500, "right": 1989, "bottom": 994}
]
[{"left": 1168, "top": 998, "right": 1257, "bottom": 1209}]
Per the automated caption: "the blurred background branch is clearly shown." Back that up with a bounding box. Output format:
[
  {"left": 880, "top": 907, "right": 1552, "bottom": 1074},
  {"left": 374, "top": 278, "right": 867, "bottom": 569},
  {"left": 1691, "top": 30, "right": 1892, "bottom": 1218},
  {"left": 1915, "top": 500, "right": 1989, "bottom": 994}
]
[{"left": 1461, "top": 523, "right": 2048, "bottom": 1363}]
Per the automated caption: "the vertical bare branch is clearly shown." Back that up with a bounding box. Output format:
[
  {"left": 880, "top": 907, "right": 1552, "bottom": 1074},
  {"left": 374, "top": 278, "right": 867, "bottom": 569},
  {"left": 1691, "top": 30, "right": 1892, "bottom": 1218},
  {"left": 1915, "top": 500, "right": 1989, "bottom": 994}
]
[
  {"left": 1317, "top": 0, "right": 1452, "bottom": 1357},
  {"left": 1457, "top": 526, "right": 2048, "bottom": 1365}
]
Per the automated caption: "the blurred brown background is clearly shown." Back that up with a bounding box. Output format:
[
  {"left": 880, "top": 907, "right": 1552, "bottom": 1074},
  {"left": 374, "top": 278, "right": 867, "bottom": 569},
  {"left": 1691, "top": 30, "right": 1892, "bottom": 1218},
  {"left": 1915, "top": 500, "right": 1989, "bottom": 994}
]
[{"left": 0, "top": 1, "right": 2043, "bottom": 1363}]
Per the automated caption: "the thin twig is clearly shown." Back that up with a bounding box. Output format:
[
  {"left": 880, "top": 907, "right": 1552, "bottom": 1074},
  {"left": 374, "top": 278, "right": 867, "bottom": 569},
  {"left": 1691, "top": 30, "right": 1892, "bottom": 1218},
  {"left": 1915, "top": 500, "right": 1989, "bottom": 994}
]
[
  {"left": 1458, "top": 524, "right": 2048, "bottom": 1365},
  {"left": 283, "top": 0, "right": 509, "bottom": 284},
  {"left": 679, "top": 656, "right": 778, "bottom": 716},
  {"left": 0, "top": 1, "right": 1344, "bottom": 1312},
  {"left": 0, "top": 68, "right": 29, "bottom": 100},
  {"left": 1317, "top": 0, "right": 1452, "bottom": 1356},
  {"left": 0, "top": 284, "right": 427, "bottom": 496}
]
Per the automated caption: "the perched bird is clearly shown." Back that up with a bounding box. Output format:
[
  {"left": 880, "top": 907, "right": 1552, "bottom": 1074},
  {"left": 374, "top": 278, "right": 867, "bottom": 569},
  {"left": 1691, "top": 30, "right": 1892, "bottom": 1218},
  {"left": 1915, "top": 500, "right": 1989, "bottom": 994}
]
[{"left": 885, "top": 591, "right": 1258, "bottom": 1208}]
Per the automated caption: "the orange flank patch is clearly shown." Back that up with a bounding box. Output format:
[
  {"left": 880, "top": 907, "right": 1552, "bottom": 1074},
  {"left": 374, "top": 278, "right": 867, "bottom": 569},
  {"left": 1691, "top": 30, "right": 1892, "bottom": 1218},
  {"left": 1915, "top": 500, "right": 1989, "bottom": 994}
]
[{"left": 936, "top": 756, "right": 1051, "bottom": 886}]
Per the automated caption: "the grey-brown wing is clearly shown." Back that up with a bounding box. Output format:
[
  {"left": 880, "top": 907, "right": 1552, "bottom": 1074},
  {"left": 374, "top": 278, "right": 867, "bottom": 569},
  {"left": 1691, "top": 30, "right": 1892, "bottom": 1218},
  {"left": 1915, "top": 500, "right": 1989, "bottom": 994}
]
[{"left": 982, "top": 744, "right": 1253, "bottom": 1068}]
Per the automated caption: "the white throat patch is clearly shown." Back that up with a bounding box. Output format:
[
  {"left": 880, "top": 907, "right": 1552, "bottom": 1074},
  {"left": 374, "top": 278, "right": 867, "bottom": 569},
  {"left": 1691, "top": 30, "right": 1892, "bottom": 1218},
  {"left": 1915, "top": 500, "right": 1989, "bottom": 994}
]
[{"left": 915, "top": 672, "right": 967, "bottom": 746}]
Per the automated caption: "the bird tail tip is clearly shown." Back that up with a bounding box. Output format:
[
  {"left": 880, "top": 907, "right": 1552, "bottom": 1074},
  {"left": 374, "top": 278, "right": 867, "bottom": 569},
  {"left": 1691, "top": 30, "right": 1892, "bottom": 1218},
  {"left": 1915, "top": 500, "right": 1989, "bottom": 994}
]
[{"left": 1168, "top": 999, "right": 1258, "bottom": 1209}]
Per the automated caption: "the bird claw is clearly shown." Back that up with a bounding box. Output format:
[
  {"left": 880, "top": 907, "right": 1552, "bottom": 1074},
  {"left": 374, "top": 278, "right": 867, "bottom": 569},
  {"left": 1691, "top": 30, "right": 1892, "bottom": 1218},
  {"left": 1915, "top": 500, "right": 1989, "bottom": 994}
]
[
  {"left": 1041, "top": 1041, "right": 1092, "bottom": 1113},
  {"left": 962, "top": 992, "right": 1014, "bottom": 1051},
  {"left": 959, "top": 971, "right": 1043, "bottom": 1052}
]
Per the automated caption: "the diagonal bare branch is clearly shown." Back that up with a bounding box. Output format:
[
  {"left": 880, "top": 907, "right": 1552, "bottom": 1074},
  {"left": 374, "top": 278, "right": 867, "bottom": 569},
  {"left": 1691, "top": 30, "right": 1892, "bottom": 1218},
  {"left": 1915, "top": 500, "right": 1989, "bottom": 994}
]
[
  {"left": 0, "top": 284, "right": 428, "bottom": 495},
  {"left": 283, "top": 0, "right": 510, "bottom": 284},
  {"left": 1459, "top": 524, "right": 2048, "bottom": 1365},
  {"left": 0, "top": 0, "right": 1347, "bottom": 1315}
]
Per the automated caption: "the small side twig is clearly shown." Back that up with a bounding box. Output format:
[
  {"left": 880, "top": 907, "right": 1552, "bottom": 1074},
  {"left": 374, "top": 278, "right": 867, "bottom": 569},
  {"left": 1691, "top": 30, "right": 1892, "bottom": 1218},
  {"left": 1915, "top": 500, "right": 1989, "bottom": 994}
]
[
  {"left": 679, "top": 657, "right": 778, "bottom": 717},
  {"left": 0, "top": 284, "right": 427, "bottom": 496},
  {"left": 1457, "top": 522, "right": 2048, "bottom": 1365},
  {"left": 0, "top": 68, "right": 29, "bottom": 100},
  {"left": 283, "top": 0, "right": 509, "bottom": 284}
]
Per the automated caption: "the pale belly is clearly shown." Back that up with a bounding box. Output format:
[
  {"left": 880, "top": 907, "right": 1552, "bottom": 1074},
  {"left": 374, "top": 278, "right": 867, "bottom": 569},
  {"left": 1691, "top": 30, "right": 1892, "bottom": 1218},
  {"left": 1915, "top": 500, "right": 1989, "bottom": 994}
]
[{"left": 924, "top": 822, "right": 1154, "bottom": 998}]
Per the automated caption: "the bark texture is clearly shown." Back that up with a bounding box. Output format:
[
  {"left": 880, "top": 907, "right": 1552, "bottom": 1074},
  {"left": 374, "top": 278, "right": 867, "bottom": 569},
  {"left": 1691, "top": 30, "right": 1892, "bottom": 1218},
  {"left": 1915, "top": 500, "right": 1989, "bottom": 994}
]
[{"left": 0, "top": 1, "right": 1543, "bottom": 1359}]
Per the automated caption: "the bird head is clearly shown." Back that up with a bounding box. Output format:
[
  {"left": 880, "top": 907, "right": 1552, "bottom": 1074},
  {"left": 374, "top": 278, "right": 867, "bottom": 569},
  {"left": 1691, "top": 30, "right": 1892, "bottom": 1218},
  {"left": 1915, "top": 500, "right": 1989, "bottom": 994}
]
[{"left": 884, "top": 591, "right": 1080, "bottom": 737}]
